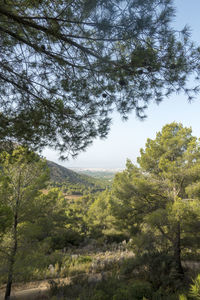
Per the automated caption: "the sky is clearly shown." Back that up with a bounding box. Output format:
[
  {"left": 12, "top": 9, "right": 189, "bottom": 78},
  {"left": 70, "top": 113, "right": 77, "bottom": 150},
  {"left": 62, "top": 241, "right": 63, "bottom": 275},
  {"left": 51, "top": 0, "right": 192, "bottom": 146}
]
[{"left": 43, "top": 0, "right": 200, "bottom": 170}]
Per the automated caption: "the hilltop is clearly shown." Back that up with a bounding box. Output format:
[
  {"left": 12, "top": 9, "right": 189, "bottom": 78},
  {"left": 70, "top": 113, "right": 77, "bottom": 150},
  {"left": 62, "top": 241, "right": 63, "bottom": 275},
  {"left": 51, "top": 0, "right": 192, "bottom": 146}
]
[{"left": 47, "top": 160, "right": 108, "bottom": 191}]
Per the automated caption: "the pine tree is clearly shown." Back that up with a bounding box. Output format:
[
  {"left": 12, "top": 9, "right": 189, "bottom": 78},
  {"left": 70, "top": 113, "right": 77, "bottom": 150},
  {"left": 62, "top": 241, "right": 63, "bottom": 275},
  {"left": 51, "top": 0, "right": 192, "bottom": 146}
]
[
  {"left": 111, "top": 123, "right": 200, "bottom": 279},
  {"left": 0, "top": 146, "right": 49, "bottom": 299},
  {"left": 0, "top": 1, "right": 200, "bottom": 157}
]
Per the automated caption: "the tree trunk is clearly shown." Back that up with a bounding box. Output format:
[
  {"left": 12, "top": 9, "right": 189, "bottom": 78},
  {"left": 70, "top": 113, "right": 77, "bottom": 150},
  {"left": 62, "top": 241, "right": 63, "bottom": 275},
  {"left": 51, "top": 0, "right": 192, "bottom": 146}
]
[
  {"left": 4, "top": 213, "right": 18, "bottom": 300},
  {"left": 173, "top": 222, "right": 184, "bottom": 278}
]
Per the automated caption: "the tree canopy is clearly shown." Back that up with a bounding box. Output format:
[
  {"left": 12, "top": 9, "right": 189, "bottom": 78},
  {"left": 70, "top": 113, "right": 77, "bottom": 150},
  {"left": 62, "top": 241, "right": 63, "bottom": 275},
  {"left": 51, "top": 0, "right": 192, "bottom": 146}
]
[
  {"left": 0, "top": 1, "right": 200, "bottom": 157},
  {"left": 0, "top": 146, "right": 49, "bottom": 299},
  {"left": 111, "top": 123, "right": 200, "bottom": 279}
]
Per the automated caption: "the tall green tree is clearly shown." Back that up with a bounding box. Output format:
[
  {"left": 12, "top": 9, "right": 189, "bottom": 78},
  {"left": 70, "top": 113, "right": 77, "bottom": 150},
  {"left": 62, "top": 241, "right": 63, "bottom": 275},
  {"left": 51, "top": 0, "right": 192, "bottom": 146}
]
[
  {"left": 0, "top": 1, "right": 200, "bottom": 157},
  {"left": 111, "top": 123, "right": 200, "bottom": 279},
  {"left": 0, "top": 146, "right": 49, "bottom": 300},
  {"left": 87, "top": 190, "right": 116, "bottom": 238}
]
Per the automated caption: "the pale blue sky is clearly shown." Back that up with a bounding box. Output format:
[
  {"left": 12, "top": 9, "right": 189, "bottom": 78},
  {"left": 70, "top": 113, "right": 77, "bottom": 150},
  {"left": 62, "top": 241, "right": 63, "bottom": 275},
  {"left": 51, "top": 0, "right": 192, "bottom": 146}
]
[{"left": 43, "top": 0, "right": 200, "bottom": 169}]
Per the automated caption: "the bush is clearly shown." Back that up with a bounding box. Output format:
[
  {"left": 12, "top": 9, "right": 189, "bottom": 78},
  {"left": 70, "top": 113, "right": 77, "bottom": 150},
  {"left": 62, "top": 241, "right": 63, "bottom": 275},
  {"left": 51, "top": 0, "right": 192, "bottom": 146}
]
[
  {"left": 91, "top": 290, "right": 109, "bottom": 300},
  {"left": 50, "top": 229, "right": 83, "bottom": 249},
  {"left": 179, "top": 295, "right": 187, "bottom": 300},
  {"left": 189, "top": 274, "right": 200, "bottom": 299},
  {"left": 120, "top": 257, "right": 139, "bottom": 276},
  {"left": 128, "top": 281, "right": 153, "bottom": 300},
  {"left": 152, "top": 288, "right": 181, "bottom": 300},
  {"left": 104, "top": 232, "right": 128, "bottom": 244},
  {"left": 112, "top": 280, "right": 153, "bottom": 300},
  {"left": 112, "top": 288, "right": 130, "bottom": 300}
]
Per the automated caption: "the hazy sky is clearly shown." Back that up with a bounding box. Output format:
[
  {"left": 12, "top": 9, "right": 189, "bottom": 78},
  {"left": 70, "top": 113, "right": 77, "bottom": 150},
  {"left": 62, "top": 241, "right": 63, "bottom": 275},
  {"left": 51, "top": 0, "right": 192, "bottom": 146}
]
[{"left": 43, "top": 0, "right": 200, "bottom": 169}]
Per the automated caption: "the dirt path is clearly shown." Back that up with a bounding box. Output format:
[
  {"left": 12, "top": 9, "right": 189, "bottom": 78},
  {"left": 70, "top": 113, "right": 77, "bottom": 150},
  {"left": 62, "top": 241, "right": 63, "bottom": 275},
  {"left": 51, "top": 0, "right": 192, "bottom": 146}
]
[
  {"left": 0, "top": 278, "right": 70, "bottom": 300},
  {"left": 0, "top": 287, "right": 49, "bottom": 300}
]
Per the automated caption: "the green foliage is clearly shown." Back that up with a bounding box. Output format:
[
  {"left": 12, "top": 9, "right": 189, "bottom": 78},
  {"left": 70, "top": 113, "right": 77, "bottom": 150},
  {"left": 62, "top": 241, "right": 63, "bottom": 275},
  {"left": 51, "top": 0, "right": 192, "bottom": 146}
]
[
  {"left": 0, "top": 2, "right": 200, "bottom": 156},
  {"left": 87, "top": 190, "right": 115, "bottom": 237},
  {"left": 179, "top": 295, "right": 188, "bottom": 300},
  {"left": 111, "top": 280, "right": 153, "bottom": 300},
  {"left": 152, "top": 289, "right": 180, "bottom": 300},
  {"left": 92, "top": 290, "right": 108, "bottom": 300},
  {"left": 50, "top": 275, "right": 153, "bottom": 300},
  {"left": 0, "top": 146, "right": 51, "bottom": 298},
  {"left": 0, "top": 205, "right": 12, "bottom": 234},
  {"left": 0, "top": 124, "right": 200, "bottom": 298},
  {"left": 112, "top": 288, "right": 130, "bottom": 300},
  {"left": 126, "top": 281, "right": 153, "bottom": 300},
  {"left": 189, "top": 274, "right": 200, "bottom": 299},
  {"left": 111, "top": 122, "right": 200, "bottom": 279}
]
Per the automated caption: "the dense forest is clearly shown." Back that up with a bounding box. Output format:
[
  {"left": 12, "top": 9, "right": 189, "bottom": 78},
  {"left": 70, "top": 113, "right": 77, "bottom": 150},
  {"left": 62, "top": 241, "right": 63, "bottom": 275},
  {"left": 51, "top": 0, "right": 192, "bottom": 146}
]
[{"left": 0, "top": 122, "right": 200, "bottom": 300}]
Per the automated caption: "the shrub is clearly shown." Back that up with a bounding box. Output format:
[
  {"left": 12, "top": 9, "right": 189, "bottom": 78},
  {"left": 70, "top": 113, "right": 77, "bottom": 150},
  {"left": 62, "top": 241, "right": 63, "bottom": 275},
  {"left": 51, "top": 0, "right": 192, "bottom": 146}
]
[
  {"left": 189, "top": 274, "right": 200, "bottom": 299},
  {"left": 152, "top": 288, "right": 182, "bottom": 300},
  {"left": 120, "top": 257, "right": 138, "bottom": 276},
  {"left": 91, "top": 290, "right": 109, "bottom": 300},
  {"left": 112, "top": 280, "right": 153, "bottom": 300},
  {"left": 179, "top": 295, "right": 187, "bottom": 300},
  {"left": 128, "top": 281, "right": 153, "bottom": 300},
  {"left": 112, "top": 288, "right": 130, "bottom": 300}
]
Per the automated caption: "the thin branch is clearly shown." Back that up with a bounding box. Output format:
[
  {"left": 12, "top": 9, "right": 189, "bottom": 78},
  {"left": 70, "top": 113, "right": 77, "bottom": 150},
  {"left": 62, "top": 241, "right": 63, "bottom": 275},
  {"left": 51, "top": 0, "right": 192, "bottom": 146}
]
[
  {"left": 157, "top": 225, "right": 173, "bottom": 242},
  {"left": 0, "top": 25, "right": 85, "bottom": 69},
  {"left": 0, "top": 7, "right": 102, "bottom": 59},
  {"left": 0, "top": 73, "right": 40, "bottom": 101}
]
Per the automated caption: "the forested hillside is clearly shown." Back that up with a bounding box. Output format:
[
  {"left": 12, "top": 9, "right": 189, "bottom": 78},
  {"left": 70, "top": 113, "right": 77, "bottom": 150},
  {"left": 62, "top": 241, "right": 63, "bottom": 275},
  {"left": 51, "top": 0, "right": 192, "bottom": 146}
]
[
  {"left": 47, "top": 160, "right": 108, "bottom": 194},
  {"left": 47, "top": 160, "right": 106, "bottom": 186}
]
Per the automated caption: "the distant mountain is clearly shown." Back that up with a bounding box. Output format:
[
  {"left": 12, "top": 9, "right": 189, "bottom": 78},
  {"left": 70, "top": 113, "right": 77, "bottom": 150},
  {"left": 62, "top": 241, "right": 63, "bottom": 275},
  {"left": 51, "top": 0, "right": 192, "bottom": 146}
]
[
  {"left": 47, "top": 160, "right": 105, "bottom": 188},
  {"left": 72, "top": 169, "right": 117, "bottom": 181}
]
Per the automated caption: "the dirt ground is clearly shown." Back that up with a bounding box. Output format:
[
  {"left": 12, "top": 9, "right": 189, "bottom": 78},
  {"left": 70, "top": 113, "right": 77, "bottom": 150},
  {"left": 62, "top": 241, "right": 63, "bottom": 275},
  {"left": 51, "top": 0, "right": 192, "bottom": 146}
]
[{"left": 0, "top": 277, "right": 70, "bottom": 300}]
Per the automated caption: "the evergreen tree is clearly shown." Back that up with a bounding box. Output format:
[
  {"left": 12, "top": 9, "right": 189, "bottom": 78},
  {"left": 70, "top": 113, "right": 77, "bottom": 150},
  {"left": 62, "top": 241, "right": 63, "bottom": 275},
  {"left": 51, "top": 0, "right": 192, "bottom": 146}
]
[
  {"left": 111, "top": 123, "right": 200, "bottom": 279},
  {"left": 0, "top": 146, "right": 49, "bottom": 299},
  {"left": 0, "top": 1, "right": 200, "bottom": 157},
  {"left": 87, "top": 190, "right": 115, "bottom": 238}
]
